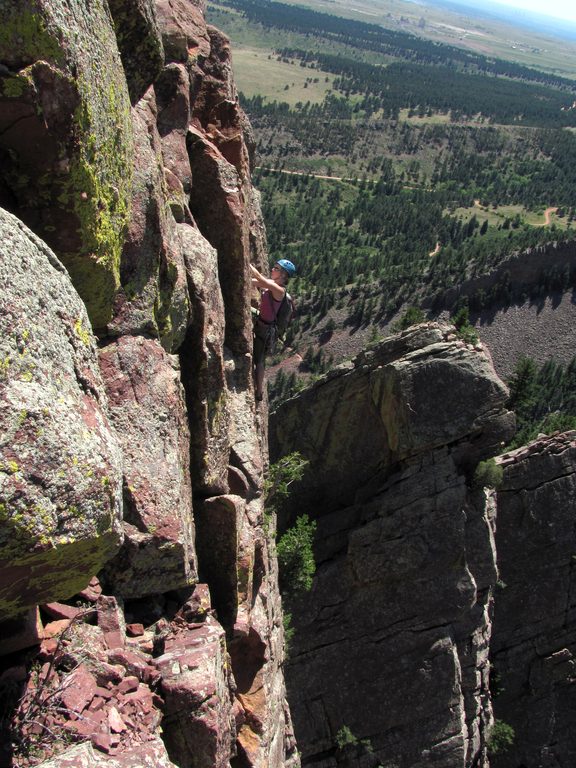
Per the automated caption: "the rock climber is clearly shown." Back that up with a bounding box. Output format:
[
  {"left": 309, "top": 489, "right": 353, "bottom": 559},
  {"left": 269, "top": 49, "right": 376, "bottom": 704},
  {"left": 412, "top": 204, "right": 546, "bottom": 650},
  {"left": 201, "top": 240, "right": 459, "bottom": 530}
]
[{"left": 250, "top": 259, "right": 296, "bottom": 402}]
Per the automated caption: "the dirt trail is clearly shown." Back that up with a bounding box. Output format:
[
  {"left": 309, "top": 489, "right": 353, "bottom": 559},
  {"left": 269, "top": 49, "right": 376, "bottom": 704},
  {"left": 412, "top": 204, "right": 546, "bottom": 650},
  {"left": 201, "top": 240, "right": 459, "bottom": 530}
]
[
  {"left": 544, "top": 206, "right": 558, "bottom": 225},
  {"left": 256, "top": 166, "right": 348, "bottom": 181}
]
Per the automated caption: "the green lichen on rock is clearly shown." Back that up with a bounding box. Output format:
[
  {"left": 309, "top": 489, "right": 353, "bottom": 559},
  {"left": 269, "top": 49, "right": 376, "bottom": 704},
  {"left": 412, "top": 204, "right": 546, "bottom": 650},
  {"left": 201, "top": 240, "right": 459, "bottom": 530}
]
[
  {"left": 1, "top": 73, "right": 31, "bottom": 98},
  {"left": 0, "top": 531, "right": 121, "bottom": 620},
  {"left": 106, "top": 0, "right": 164, "bottom": 103},
  {"left": 56, "top": 3, "right": 134, "bottom": 329},
  {"left": 73, "top": 317, "right": 92, "bottom": 346},
  {"left": 0, "top": 0, "right": 134, "bottom": 330},
  {"left": 0, "top": 5, "right": 64, "bottom": 67},
  {"left": 0, "top": 496, "right": 57, "bottom": 561},
  {"left": 154, "top": 253, "right": 191, "bottom": 352}
]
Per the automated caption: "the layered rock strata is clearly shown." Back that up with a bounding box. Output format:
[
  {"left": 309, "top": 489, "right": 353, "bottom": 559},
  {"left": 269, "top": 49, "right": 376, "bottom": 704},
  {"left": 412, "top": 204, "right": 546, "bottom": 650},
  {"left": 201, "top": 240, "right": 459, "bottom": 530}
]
[
  {"left": 270, "top": 324, "right": 515, "bottom": 767},
  {"left": 0, "top": 0, "right": 295, "bottom": 766},
  {"left": 490, "top": 432, "right": 576, "bottom": 768}
]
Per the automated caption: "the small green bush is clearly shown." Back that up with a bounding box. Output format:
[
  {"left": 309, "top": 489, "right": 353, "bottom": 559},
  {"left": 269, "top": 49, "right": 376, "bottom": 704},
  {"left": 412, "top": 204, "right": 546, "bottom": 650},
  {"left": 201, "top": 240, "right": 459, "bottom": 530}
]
[
  {"left": 472, "top": 458, "right": 504, "bottom": 489},
  {"left": 277, "top": 514, "right": 317, "bottom": 600},
  {"left": 487, "top": 719, "right": 515, "bottom": 755},
  {"left": 451, "top": 305, "right": 479, "bottom": 345},
  {"left": 265, "top": 452, "right": 309, "bottom": 514},
  {"left": 392, "top": 306, "right": 425, "bottom": 332},
  {"left": 335, "top": 725, "right": 358, "bottom": 750}
]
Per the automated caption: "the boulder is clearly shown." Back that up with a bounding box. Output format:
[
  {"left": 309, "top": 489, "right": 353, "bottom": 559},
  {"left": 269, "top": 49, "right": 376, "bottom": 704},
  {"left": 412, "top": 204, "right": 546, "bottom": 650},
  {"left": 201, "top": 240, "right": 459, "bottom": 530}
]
[
  {"left": 0, "top": 0, "right": 133, "bottom": 331},
  {"left": 99, "top": 335, "right": 196, "bottom": 598},
  {"left": 0, "top": 208, "right": 123, "bottom": 625}
]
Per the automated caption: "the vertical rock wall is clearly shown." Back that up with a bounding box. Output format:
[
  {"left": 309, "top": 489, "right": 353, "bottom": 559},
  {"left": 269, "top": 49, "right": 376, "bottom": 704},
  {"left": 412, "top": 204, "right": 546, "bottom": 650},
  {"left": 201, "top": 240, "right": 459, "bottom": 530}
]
[
  {"left": 0, "top": 1, "right": 296, "bottom": 766},
  {"left": 269, "top": 325, "right": 515, "bottom": 768},
  {"left": 490, "top": 432, "right": 576, "bottom": 768}
]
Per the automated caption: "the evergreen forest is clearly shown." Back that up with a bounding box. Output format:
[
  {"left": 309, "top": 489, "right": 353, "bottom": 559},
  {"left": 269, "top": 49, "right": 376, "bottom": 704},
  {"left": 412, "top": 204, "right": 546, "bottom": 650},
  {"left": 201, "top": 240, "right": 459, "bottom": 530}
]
[{"left": 209, "top": 0, "right": 576, "bottom": 434}]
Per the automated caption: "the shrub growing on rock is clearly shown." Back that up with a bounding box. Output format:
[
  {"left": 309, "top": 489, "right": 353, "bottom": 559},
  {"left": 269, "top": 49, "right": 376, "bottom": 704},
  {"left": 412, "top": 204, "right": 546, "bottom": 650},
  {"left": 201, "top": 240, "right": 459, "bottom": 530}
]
[{"left": 277, "top": 514, "right": 316, "bottom": 600}]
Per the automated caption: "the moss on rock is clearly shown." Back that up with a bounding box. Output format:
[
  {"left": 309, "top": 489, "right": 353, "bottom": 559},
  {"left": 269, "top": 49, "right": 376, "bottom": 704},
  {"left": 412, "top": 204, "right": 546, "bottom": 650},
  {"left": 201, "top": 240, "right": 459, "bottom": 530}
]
[
  {"left": 0, "top": 5, "right": 65, "bottom": 68},
  {"left": 0, "top": 0, "right": 134, "bottom": 330}
]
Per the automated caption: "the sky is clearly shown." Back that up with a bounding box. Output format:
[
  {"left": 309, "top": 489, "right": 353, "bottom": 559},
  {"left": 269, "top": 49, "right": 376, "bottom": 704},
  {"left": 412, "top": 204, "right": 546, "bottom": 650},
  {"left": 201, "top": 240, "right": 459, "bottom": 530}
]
[{"left": 492, "top": 0, "right": 576, "bottom": 23}]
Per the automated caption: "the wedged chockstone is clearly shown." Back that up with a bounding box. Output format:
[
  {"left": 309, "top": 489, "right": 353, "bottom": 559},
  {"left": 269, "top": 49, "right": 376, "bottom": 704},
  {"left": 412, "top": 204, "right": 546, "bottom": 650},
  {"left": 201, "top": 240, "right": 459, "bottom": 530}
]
[
  {"left": 269, "top": 324, "right": 514, "bottom": 767},
  {"left": 490, "top": 432, "right": 576, "bottom": 768},
  {"left": 107, "top": 0, "right": 164, "bottom": 104},
  {"left": 0, "top": 208, "right": 123, "bottom": 625},
  {"left": 194, "top": 494, "right": 245, "bottom": 631},
  {"left": 0, "top": 0, "right": 133, "bottom": 331},
  {"left": 98, "top": 335, "right": 196, "bottom": 598}
]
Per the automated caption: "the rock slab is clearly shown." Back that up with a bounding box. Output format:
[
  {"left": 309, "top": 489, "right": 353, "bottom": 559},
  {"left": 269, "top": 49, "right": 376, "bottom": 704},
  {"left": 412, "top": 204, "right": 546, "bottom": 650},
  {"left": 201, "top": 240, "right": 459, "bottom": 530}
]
[{"left": 0, "top": 208, "right": 123, "bottom": 626}]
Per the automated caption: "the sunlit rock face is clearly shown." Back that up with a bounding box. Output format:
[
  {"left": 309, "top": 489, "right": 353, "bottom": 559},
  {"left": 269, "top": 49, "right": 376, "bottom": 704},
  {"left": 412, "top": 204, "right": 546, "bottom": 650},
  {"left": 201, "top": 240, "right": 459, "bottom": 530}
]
[
  {"left": 0, "top": 0, "right": 297, "bottom": 765},
  {"left": 0, "top": 0, "right": 134, "bottom": 331},
  {"left": 0, "top": 208, "right": 123, "bottom": 622}
]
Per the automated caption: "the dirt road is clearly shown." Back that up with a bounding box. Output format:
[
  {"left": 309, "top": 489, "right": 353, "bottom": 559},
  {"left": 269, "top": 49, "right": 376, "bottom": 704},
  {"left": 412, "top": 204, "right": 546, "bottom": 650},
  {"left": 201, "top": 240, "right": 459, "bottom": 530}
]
[{"left": 544, "top": 207, "right": 558, "bottom": 225}]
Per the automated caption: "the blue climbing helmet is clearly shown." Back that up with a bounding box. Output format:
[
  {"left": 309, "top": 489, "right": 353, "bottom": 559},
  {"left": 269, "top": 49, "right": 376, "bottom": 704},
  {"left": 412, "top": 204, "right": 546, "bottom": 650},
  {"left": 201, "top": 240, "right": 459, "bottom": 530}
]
[{"left": 276, "top": 258, "right": 296, "bottom": 277}]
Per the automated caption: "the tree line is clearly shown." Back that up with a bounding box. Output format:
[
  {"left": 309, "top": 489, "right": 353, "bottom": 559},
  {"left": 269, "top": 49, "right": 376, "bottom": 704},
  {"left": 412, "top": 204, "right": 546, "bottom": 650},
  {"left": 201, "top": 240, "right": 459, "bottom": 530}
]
[
  {"left": 507, "top": 357, "right": 576, "bottom": 447},
  {"left": 256, "top": 169, "right": 574, "bottom": 337},
  {"left": 272, "top": 51, "right": 576, "bottom": 127}
]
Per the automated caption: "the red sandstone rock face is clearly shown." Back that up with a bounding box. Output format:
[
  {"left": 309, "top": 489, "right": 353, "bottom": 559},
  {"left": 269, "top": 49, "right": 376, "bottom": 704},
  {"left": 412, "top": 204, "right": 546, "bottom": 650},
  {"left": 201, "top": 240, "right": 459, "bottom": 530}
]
[
  {"left": 0, "top": 1, "right": 296, "bottom": 766},
  {"left": 178, "top": 223, "right": 230, "bottom": 494},
  {"left": 98, "top": 335, "right": 196, "bottom": 597},
  {"left": 155, "top": 0, "right": 211, "bottom": 64},
  {"left": 108, "top": 92, "right": 192, "bottom": 350}
]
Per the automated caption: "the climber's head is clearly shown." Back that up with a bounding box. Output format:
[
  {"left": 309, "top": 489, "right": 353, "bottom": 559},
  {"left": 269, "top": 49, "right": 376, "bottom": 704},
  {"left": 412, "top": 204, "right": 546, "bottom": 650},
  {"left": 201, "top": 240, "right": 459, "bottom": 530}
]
[{"left": 273, "top": 259, "right": 296, "bottom": 282}]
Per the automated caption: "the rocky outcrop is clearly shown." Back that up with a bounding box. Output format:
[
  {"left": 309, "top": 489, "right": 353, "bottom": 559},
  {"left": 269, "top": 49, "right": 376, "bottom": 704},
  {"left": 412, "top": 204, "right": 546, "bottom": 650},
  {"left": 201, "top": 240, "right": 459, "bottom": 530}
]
[
  {"left": 489, "top": 432, "right": 576, "bottom": 768},
  {"left": 0, "top": 1, "right": 295, "bottom": 766},
  {"left": 0, "top": 0, "right": 133, "bottom": 331},
  {"left": 270, "top": 324, "right": 515, "bottom": 767},
  {"left": 0, "top": 208, "right": 123, "bottom": 622},
  {"left": 98, "top": 336, "right": 196, "bottom": 598},
  {"left": 8, "top": 0, "right": 574, "bottom": 766}
]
